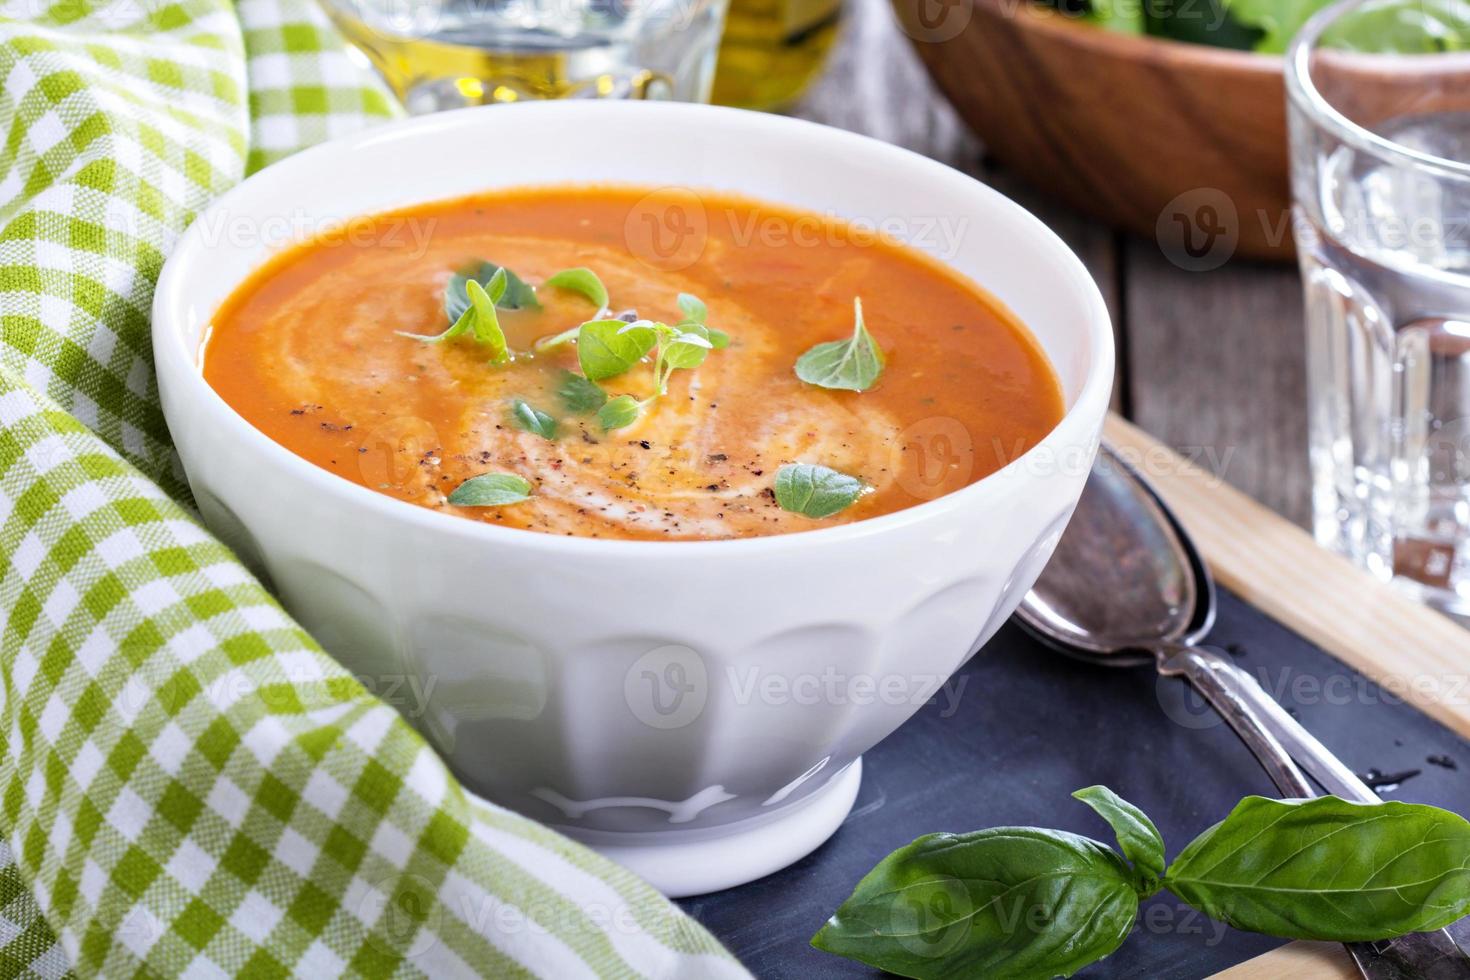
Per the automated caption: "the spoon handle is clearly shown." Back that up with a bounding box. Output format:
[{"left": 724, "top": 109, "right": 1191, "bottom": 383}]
[
  {"left": 1211, "top": 655, "right": 1380, "bottom": 803},
  {"left": 1164, "top": 643, "right": 1380, "bottom": 802},
  {"left": 1154, "top": 643, "right": 1314, "bottom": 798}
]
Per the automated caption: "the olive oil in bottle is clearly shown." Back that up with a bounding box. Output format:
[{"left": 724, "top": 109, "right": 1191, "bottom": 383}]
[
  {"left": 712, "top": 0, "right": 841, "bottom": 110},
  {"left": 321, "top": 0, "right": 727, "bottom": 112}
]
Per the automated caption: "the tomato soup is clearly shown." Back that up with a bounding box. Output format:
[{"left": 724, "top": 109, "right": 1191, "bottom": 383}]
[{"left": 202, "top": 186, "right": 1064, "bottom": 541}]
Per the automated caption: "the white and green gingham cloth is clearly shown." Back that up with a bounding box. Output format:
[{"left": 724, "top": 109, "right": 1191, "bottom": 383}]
[{"left": 0, "top": 1, "right": 748, "bottom": 975}]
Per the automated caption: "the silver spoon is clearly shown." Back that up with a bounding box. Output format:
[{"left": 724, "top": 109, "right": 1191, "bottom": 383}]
[
  {"left": 1017, "top": 444, "right": 1470, "bottom": 978},
  {"left": 1017, "top": 444, "right": 1368, "bottom": 800}
]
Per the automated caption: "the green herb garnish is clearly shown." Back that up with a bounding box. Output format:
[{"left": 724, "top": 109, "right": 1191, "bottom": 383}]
[
  {"left": 412, "top": 266, "right": 729, "bottom": 440},
  {"left": 676, "top": 292, "right": 730, "bottom": 348},
  {"left": 446, "top": 472, "right": 532, "bottom": 507},
  {"left": 576, "top": 317, "right": 720, "bottom": 428},
  {"left": 773, "top": 463, "right": 865, "bottom": 519},
  {"left": 544, "top": 267, "right": 609, "bottom": 309},
  {"left": 446, "top": 261, "right": 539, "bottom": 321},
  {"left": 706, "top": 324, "right": 732, "bottom": 349},
  {"left": 794, "top": 297, "right": 884, "bottom": 392},
  {"left": 597, "top": 394, "right": 641, "bottom": 432},
  {"left": 677, "top": 292, "right": 707, "bottom": 323},
  {"left": 647, "top": 322, "right": 713, "bottom": 394},
  {"left": 533, "top": 323, "right": 582, "bottom": 353},
  {"left": 813, "top": 788, "right": 1470, "bottom": 979},
  {"left": 533, "top": 270, "right": 610, "bottom": 353},
  {"left": 817, "top": 826, "right": 1135, "bottom": 979},
  {"left": 577, "top": 319, "right": 658, "bottom": 381},
  {"left": 399, "top": 273, "right": 510, "bottom": 364},
  {"left": 557, "top": 370, "right": 608, "bottom": 414},
  {"left": 1165, "top": 795, "right": 1470, "bottom": 939},
  {"left": 510, "top": 399, "right": 557, "bottom": 439},
  {"left": 1074, "top": 784, "right": 1165, "bottom": 883}
]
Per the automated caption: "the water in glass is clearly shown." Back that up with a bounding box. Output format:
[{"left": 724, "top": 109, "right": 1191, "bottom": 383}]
[{"left": 1297, "top": 109, "right": 1470, "bottom": 617}]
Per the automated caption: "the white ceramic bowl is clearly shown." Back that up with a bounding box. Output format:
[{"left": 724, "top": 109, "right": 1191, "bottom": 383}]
[{"left": 153, "top": 101, "right": 1113, "bottom": 897}]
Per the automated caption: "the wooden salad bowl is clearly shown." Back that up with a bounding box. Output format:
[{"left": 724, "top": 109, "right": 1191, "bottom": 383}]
[{"left": 892, "top": 0, "right": 1293, "bottom": 260}]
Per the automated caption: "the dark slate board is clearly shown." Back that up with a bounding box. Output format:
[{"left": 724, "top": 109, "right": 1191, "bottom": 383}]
[{"left": 680, "top": 590, "right": 1470, "bottom": 978}]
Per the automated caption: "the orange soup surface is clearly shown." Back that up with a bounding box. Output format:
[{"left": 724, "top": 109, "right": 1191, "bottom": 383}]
[{"left": 203, "top": 187, "right": 1065, "bottom": 541}]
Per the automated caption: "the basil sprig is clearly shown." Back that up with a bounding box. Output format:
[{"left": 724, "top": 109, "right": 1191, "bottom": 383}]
[
  {"left": 814, "top": 788, "right": 1470, "bottom": 979},
  {"left": 795, "top": 297, "right": 885, "bottom": 392},
  {"left": 398, "top": 271, "right": 511, "bottom": 364},
  {"left": 577, "top": 314, "right": 720, "bottom": 431},
  {"left": 406, "top": 268, "right": 733, "bottom": 437},
  {"left": 446, "top": 261, "right": 538, "bottom": 320},
  {"left": 774, "top": 463, "right": 865, "bottom": 519}
]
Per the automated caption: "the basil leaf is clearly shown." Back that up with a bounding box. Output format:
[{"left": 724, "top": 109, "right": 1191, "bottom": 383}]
[
  {"left": 661, "top": 330, "right": 713, "bottom": 372},
  {"left": 812, "top": 828, "right": 1138, "bottom": 980},
  {"left": 678, "top": 320, "right": 730, "bottom": 350},
  {"left": 598, "top": 394, "right": 641, "bottom": 432},
  {"left": 447, "top": 473, "right": 532, "bottom": 507},
  {"left": 400, "top": 275, "right": 509, "bottom": 363},
  {"left": 557, "top": 370, "right": 607, "bottom": 414},
  {"left": 446, "top": 261, "right": 538, "bottom": 322},
  {"left": 533, "top": 324, "right": 581, "bottom": 353},
  {"left": 1073, "top": 786, "right": 1166, "bottom": 886},
  {"left": 578, "top": 319, "right": 657, "bottom": 381},
  {"left": 795, "top": 297, "right": 886, "bottom": 392},
  {"left": 545, "top": 267, "right": 609, "bottom": 309},
  {"left": 395, "top": 307, "right": 475, "bottom": 345},
  {"left": 464, "top": 277, "right": 510, "bottom": 364},
  {"left": 774, "top": 463, "right": 864, "bottom": 519},
  {"left": 677, "top": 292, "right": 707, "bottom": 324},
  {"left": 1164, "top": 796, "right": 1470, "bottom": 940},
  {"left": 510, "top": 399, "right": 556, "bottom": 439}
]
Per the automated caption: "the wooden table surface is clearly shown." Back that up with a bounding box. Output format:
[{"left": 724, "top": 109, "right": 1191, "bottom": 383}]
[{"left": 794, "top": 0, "right": 1312, "bottom": 528}]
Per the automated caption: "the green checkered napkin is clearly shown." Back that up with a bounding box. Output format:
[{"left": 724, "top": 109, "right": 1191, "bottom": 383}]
[{"left": 0, "top": 0, "right": 748, "bottom": 975}]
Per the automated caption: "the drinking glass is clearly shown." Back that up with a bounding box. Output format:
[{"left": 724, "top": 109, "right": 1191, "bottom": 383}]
[
  {"left": 1287, "top": 0, "right": 1470, "bottom": 619},
  {"left": 320, "top": 0, "right": 729, "bottom": 112}
]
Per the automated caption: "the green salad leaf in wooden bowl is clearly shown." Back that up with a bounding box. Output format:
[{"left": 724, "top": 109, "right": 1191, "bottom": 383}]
[{"left": 891, "top": 0, "right": 1470, "bottom": 260}]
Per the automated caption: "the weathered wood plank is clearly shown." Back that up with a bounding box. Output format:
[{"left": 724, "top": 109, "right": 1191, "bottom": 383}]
[
  {"left": 986, "top": 172, "right": 1125, "bottom": 411},
  {"left": 1121, "top": 241, "right": 1310, "bottom": 527},
  {"left": 1214, "top": 942, "right": 1356, "bottom": 980}
]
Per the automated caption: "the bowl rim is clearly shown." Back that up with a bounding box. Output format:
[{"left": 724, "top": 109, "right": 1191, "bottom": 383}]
[{"left": 152, "top": 100, "right": 1114, "bottom": 557}]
